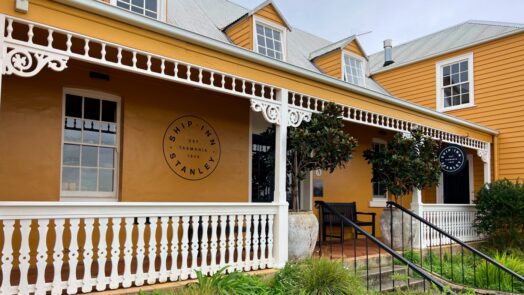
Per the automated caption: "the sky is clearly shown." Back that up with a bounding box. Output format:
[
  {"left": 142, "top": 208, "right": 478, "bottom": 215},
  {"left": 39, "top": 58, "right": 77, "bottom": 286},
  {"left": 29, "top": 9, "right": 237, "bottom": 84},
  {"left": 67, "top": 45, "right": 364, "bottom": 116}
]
[{"left": 230, "top": 0, "right": 524, "bottom": 54}]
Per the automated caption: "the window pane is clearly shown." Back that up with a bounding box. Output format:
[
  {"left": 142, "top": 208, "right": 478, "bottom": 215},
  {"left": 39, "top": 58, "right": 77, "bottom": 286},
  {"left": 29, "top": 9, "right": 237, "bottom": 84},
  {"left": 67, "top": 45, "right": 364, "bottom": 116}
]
[
  {"left": 452, "top": 95, "right": 460, "bottom": 106},
  {"left": 145, "top": 10, "right": 157, "bottom": 18},
  {"left": 443, "top": 66, "right": 450, "bottom": 76},
  {"left": 145, "top": 0, "right": 157, "bottom": 11},
  {"left": 258, "top": 46, "right": 266, "bottom": 55},
  {"left": 451, "top": 73, "right": 460, "bottom": 84},
  {"left": 451, "top": 63, "right": 460, "bottom": 73},
  {"left": 132, "top": 0, "right": 144, "bottom": 6},
  {"left": 131, "top": 6, "right": 144, "bottom": 14},
  {"left": 117, "top": 1, "right": 130, "bottom": 9},
  {"left": 273, "top": 31, "right": 281, "bottom": 41},
  {"left": 266, "top": 39, "right": 274, "bottom": 50},
  {"left": 264, "top": 27, "right": 272, "bottom": 38},
  {"left": 461, "top": 83, "right": 469, "bottom": 93},
  {"left": 65, "top": 95, "right": 82, "bottom": 118},
  {"left": 460, "top": 71, "right": 468, "bottom": 83},
  {"left": 443, "top": 87, "right": 451, "bottom": 98},
  {"left": 462, "top": 93, "right": 470, "bottom": 104},
  {"left": 64, "top": 118, "right": 82, "bottom": 142},
  {"left": 101, "top": 122, "right": 117, "bottom": 145},
  {"left": 62, "top": 167, "right": 79, "bottom": 191},
  {"left": 443, "top": 75, "right": 450, "bottom": 86},
  {"left": 444, "top": 97, "right": 451, "bottom": 107},
  {"left": 99, "top": 147, "right": 115, "bottom": 168},
  {"left": 274, "top": 41, "right": 282, "bottom": 51},
  {"left": 256, "top": 24, "right": 264, "bottom": 34},
  {"left": 63, "top": 144, "right": 80, "bottom": 166},
  {"left": 99, "top": 169, "right": 114, "bottom": 192},
  {"left": 102, "top": 101, "right": 117, "bottom": 122},
  {"left": 275, "top": 52, "right": 282, "bottom": 60},
  {"left": 82, "top": 146, "right": 98, "bottom": 167},
  {"left": 83, "top": 120, "right": 100, "bottom": 144},
  {"left": 460, "top": 61, "right": 468, "bottom": 71},
  {"left": 81, "top": 168, "right": 98, "bottom": 191},
  {"left": 257, "top": 35, "right": 265, "bottom": 47},
  {"left": 84, "top": 98, "right": 100, "bottom": 120}
]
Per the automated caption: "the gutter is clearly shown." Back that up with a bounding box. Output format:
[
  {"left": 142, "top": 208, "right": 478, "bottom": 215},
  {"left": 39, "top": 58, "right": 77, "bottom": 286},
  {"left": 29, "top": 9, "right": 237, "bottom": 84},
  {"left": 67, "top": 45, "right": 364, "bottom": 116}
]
[{"left": 53, "top": 0, "right": 498, "bottom": 136}]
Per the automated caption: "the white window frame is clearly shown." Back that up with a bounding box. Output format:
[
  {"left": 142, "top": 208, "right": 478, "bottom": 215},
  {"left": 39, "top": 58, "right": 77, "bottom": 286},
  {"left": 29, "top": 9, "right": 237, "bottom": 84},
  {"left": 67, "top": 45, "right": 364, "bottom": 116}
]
[
  {"left": 253, "top": 15, "right": 287, "bottom": 61},
  {"left": 60, "top": 88, "right": 121, "bottom": 202},
  {"left": 342, "top": 51, "right": 367, "bottom": 87},
  {"left": 436, "top": 53, "right": 475, "bottom": 112},
  {"left": 369, "top": 138, "right": 387, "bottom": 208},
  {"left": 108, "top": 0, "right": 167, "bottom": 22}
]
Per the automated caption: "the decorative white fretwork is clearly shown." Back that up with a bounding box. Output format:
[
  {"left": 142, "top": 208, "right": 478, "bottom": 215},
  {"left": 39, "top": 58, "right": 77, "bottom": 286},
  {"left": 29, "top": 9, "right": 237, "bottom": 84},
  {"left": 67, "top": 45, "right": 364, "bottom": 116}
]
[
  {"left": 3, "top": 45, "right": 68, "bottom": 77},
  {"left": 250, "top": 99, "right": 281, "bottom": 125},
  {"left": 287, "top": 108, "right": 311, "bottom": 127},
  {"left": 477, "top": 146, "right": 490, "bottom": 163}
]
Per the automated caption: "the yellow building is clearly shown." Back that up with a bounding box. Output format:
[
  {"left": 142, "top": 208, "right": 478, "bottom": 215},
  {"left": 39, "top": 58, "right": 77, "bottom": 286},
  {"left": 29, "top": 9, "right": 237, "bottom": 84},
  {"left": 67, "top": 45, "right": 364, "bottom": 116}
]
[{"left": 0, "top": 1, "right": 505, "bottom": 294}]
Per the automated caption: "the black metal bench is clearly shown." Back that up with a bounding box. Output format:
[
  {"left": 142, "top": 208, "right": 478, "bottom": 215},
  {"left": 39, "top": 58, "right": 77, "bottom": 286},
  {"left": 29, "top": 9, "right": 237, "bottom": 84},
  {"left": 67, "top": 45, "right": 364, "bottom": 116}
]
[{"left": 320, "top": 202, "right": 376, "bottom": 242}]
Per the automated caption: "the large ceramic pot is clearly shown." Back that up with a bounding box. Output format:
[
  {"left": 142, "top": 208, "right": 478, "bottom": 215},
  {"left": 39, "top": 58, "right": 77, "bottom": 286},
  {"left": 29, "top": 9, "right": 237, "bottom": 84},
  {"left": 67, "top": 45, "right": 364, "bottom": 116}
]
[
  {"left": 288, "top": 211, "right": 319, "bottom": 260},
  {"left": 379, "top": 207, "right": 417, "bottom": 250}
]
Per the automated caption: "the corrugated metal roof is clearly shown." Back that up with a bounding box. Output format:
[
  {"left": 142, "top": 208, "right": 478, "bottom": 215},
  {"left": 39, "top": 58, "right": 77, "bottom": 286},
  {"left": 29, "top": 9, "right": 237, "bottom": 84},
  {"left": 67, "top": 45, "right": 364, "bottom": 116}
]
[
  {"left": 309, "top": 35, "right": 356, "bottom": 60},
  {"left": 368, "top": 20, "right": 524, "bottom": 74}
]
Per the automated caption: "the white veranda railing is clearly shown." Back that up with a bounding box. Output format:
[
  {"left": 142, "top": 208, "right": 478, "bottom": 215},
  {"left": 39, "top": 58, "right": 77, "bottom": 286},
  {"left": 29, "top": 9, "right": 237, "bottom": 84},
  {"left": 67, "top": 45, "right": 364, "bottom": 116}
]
[
  {"left": 0, "top": 202, "right": 278, "bottom": 295},
  {"left": 420, "top": 204, "right": 481, "bottom": 248}
]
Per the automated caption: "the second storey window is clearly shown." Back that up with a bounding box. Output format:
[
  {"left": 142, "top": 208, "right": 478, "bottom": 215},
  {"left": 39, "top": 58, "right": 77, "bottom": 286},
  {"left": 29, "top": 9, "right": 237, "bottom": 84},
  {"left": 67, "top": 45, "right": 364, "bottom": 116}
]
[
  {"left": 255, "top": 21, "right": 284, "bottom": 60},
  {"left": 61, "top": 90, "right": 119, "bottom": 200},
  {"left": 436, "top": 53, "right": 474, "bottom": 112},
  {"left": 343, "top": 53, "right": 365, "bottom": 86},
  {"left": 116, "top": 0, "right": 159, "bottom": 19}
]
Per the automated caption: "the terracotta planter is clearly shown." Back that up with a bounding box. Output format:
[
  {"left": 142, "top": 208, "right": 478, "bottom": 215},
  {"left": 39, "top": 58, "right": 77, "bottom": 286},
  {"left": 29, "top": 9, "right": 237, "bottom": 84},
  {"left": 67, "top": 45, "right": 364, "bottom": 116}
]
[{"left": 288, "top": 211, "right": 319, "bottom": 260}]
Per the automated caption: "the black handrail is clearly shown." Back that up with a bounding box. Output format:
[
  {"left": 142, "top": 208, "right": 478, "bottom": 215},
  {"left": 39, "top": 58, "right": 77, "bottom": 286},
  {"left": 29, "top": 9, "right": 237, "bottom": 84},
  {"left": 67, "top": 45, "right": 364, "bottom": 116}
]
[
  {"left": 387, "top": 201, "right": 524, "bottom": 291},
  {"left": 315, "top": 200, "right": 449, "bottom": 293}
]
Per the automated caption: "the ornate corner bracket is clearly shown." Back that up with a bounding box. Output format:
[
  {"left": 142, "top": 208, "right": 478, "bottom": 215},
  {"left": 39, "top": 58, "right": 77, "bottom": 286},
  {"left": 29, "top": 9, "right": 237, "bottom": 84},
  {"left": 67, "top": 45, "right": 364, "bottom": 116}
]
[
  {"left": 250, "top": 99, "right": 281, "bottom": 125},
  {"left": 3, "top": 44, "right": 69, "bottom": 77},
  {"left": 477, "top": 147, "right": 490, "bottom": 163},
  {"left": 288, "top": 108, "right": 311, "bottom": 127}
]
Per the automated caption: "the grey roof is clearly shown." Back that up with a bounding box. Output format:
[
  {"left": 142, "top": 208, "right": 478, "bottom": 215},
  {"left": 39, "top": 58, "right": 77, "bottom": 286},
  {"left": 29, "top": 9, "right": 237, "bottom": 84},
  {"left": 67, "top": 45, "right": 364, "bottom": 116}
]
[
  {"left": 368, "top": 20, "right": 524, "bottom": 74},
  {"left": 309, "top": 35, "right": 358, "bottom": 60}
]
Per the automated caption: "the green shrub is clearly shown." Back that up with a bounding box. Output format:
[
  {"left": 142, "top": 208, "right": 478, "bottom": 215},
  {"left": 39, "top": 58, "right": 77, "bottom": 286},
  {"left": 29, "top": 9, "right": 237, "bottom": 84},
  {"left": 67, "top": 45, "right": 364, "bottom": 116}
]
[
  {"left": 271, "top": 259, "right": 365, "bottom": 295},
  {"left": 474, "top": 179, "right": 524, "bottom": 250},
  {"left": 474, "top": 252, "right": 524, "bottom": 292}
]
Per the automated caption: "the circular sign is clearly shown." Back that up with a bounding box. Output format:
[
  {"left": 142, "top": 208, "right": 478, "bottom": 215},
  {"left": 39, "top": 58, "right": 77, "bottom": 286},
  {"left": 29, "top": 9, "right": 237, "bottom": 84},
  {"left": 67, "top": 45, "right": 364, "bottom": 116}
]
[
  {"left": 163, "top": 115, "right": 221, "bottom": 180},
  {"left": 439, "top": 145, "right": 466, "bottom": 174}
]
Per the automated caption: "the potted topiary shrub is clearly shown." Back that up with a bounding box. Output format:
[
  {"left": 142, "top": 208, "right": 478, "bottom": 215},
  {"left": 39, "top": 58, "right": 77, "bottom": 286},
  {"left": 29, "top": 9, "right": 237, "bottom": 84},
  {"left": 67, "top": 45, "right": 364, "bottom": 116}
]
[
  {"left": 363, "top": 128, "right": 441, "bottom": 249},
  {"left": 286, "top": 103, "right": 357, "bottom": 259}
]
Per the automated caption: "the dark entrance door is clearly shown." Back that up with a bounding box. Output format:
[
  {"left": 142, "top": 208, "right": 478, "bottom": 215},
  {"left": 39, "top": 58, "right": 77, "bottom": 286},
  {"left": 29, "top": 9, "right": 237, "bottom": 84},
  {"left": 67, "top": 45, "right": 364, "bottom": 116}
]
[
  {"left": 443, "top": 158, "right": 470, "bottom": 204},
  {"left": 251, "top": 133, "right": 275, "bottom": 202}
]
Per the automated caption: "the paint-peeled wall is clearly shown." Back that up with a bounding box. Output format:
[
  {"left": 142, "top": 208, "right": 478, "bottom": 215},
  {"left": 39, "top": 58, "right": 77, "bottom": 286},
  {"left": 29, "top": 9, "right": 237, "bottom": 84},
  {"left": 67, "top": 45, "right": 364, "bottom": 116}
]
[{"left": 0, "top": 61, "right": 249, "bottom": 202}]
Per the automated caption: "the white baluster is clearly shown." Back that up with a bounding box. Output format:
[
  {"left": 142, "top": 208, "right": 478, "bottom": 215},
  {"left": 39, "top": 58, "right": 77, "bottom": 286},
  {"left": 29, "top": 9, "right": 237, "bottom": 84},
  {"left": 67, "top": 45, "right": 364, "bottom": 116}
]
[
  {"left": 227, "top": 215, "right": 236, "bottom": 273},
  {"left": 27, "top": 24, "right": 34, "bottom": 44},
  {"left": 243, "top": 215, "right": 252, "bottom": 271},
  {"left": 66, "top": 35, "right": 73, "bottom": 53},
  {"left": 6, "top": 18, "right": 13, "bottom": 40},
  {"left": 186, "top": 65, "right": 192, "bottom": 81},
  {"left": 251, "top": 83, "right": 256, "bottom": 96},
  {"left": 122, "top": 218, "right": 134, "bottom": 288},
  {"left": 190, "top": 216, "right": 199, "bottom": 279},
  {"left": 96, "top": 218, "right": 109, "bottom": 291},
  {"left": 252, "top": 215, "right": 260, "bottom": 270},
  {"left": 82, "top": 218, "right": 95, "bottom": 293},
  {"left": 132, "top": 51, "right": 138, "bottom": 69},
  {"left": 210, "top": 72, "right": 215, "bottom": 86},
  {"left": 198, "top": 68, "right": 203, "bottom": 84},
  {"left": 218, "top": 215, "right": 227, "bottom": 269},
  {"left": 169, "top": 216, "right": 180, "bottom": 282},
  {"left": 35, "top": 219, "right": 49, "bottom": 295},
  {"left": 52, "top": 219, "right": 65, "bottom": 295},
  {"left": 180, "top": 216, "right": 190, "bottom": 280},
  {"left": 209, "top": 216, "right": 219, "bottom": 274},
  {"left": 242, "top": 80, "right": 246, "bottom": 94},
  {"left": 147, "top": 55, "right": 152, "bottom": 72},
  {"left": 232, "top": 78, "right": 236, "bottom": 91},
  {"left": 67, "top": 218, "right": 80, "bottom": 294},
  {"left": 84, "top": 39, "right": 90, "bottom": 57},
  {"left": 117, "top": 48, "right": 122, "bottom": 65},
  {"left": 159, "top": 216, "right": 169, "bottom": 283},
  {"left": 147, "top": 217, "right": 158, "bottom": 284},
  {"left": 261, "top": 86, "right": 265, "bottom": 98},
  {"left": 267, "top": 215, "right": 274, "bottom": 268},
  {"left": 259, "top": 215, "right": 268, "bottom": 269},
  {"left": 109, "top": 218, "right": 121, "bottom": 289},
  {"left": 221, "top": 75, "right": 225, "bottom": 89},
  {"left": 236, "top": 215, "right": 244, "bottom": 271},
  {"left": 101, "top": 44, "right": 107, "bottom": 61},
  {"left": 47, "top": 29, "right": 54, "bottom": 48},
  {"left": 135, "top": 217, "right": 146, "bottom": 286},
  {"left": 18, "top": 219, "right": 32, "bottom": 295},
  {"left": 174, "top": 62, "right": 179, "bottom": 78},
  {"left": 161, "top": 59, "right": 165, "bottom": 75},
  {"left": 1, "top": 220, "right": 15, "bottom": 295},
  {"left": 200, "top": 216, "right": 209, "bottom": 276}
]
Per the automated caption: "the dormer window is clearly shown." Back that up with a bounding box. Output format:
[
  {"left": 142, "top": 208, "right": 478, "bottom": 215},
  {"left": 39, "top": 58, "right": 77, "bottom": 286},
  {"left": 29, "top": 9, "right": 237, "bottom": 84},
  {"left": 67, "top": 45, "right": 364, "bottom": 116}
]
[
  {"left": 113, "top": 0, "right": 163, "bottom": 20},
  {"left": 343, "top": 52, "right": 366, "bottom": 86},
  {"left": 254, "top": 18, "right": 285, "bottom": 61}
]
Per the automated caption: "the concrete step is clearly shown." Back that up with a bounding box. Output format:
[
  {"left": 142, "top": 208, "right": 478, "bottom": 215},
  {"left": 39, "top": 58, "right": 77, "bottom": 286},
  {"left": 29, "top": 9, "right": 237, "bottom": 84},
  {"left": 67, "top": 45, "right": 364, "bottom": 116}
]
[{"left": 357, "top": 265, "right": 437, "bottom": 293}]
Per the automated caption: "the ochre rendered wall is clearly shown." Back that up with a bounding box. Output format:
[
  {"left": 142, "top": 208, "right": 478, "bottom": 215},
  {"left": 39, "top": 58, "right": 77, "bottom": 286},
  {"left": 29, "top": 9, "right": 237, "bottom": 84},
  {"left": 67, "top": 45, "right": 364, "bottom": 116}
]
[
  {"left": 0, "top": 0, "right": 492, "bottom": 144},
  {"left": 0, "top": 61, "right": 249, "bottom": 202},
  {"left": 373, "top": 32, "right": 524, "bottom": 180}
]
